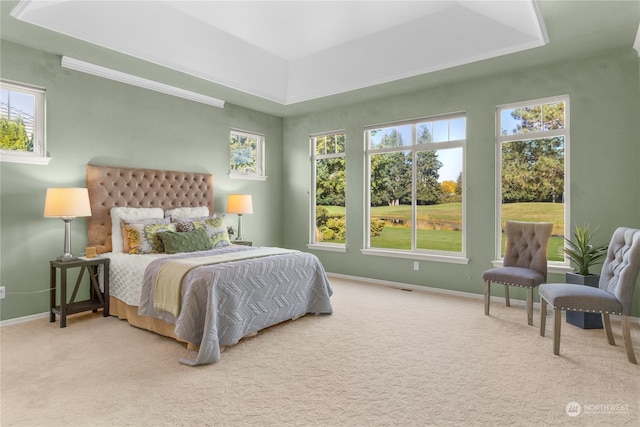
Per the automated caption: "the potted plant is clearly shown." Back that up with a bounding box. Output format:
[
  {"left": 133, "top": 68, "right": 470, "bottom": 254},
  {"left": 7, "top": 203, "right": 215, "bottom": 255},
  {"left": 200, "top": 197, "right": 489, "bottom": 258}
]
[
  {"left": 563, "top": 223, "right": 609, "bottom": 328},
  {"left": 563, "top": 223, "right": 608, "bottom": 285}
]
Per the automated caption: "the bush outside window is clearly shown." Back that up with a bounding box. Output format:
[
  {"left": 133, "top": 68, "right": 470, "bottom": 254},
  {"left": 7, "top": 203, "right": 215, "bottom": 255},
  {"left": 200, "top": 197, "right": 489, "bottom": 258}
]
[{"left": 311, "top": 131, "right": 346, "bottom": 248}]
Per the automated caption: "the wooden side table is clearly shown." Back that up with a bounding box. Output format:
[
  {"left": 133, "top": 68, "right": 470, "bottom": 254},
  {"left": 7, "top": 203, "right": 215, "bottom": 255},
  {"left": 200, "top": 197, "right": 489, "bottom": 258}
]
[
  {"left": 232, "top": 240, "right": 253, "bottom": 246},
  {"left": 49, "top": 257, "right": 110, "bottom": 328}
]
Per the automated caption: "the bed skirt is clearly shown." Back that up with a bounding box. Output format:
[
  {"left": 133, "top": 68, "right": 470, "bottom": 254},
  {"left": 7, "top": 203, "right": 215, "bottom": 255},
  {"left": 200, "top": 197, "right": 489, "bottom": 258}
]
[{"left": 109, "top": 296, "right": 199, "bottom": 351}]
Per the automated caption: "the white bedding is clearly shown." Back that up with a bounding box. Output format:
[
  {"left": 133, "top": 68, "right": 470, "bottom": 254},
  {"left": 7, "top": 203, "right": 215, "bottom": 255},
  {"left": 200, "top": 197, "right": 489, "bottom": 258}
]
[{"left": 103, "top": 252, "right": 172, "bottom": 306}]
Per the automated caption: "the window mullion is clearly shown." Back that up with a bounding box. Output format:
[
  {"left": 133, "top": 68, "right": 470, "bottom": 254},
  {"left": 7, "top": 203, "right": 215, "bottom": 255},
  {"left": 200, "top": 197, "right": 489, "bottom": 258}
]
[{"left": 412, "top": 124, "right": 417, "bottom": 251}]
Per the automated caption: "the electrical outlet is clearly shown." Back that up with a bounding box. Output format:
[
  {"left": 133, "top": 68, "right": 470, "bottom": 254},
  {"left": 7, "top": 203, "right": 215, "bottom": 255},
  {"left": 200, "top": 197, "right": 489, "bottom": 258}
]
[
  {"left": 413, "top": 262, "right": 419, "bottom": 271},
  {"left": 0, "top": 286, "right": 5, "bottom": 300}
]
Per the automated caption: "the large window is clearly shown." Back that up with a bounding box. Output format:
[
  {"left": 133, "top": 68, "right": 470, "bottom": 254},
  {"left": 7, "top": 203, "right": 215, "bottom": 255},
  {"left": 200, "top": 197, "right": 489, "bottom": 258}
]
[
  {"left": 496, "top": 95, "right": 569, "bottom": 265},
  {"left": 364, "top": 113, "right": 466, "bottom": 262},
  {"left": 230, "top": 128, "right": 266, "bottom": 180},
  {"left": 0, "top": 80, "right": 48, "bottom": 165},
  {"left": 310, "top": 131, "right": 346, "bottom": 250}
]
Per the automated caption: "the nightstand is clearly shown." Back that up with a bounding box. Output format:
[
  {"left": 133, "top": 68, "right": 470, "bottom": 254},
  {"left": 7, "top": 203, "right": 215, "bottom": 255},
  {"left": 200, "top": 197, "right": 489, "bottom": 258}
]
[
  {"left": 49, "top": 257, "right": 110, "bottom": 328},
  {"left": 233, "top": 240, "right": 253, "bottom": 246}
]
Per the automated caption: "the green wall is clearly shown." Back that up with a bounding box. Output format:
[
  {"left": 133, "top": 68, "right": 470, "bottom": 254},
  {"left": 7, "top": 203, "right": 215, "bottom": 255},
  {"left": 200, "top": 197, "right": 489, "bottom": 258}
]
[
  {"left": 283, "top": 48, "right": 640, "bottom": 316},
  {"left": 0, "top": 40, "right": 284, "bottom": 321},
  {"left": 2, "top": 40, "right": 640, "bottom": 321}
]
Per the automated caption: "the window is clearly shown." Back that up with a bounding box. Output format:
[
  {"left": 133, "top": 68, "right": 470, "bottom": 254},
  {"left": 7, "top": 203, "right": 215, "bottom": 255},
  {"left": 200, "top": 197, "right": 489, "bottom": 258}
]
[
  {"left": 364, "top": 113, "right": 466, "bottom": 262},
  {"left": 0, "top": 80, "right": 49, "bottom": 165},
  {"left": 496, "top": 95, "right": 569, "bottom": 265},
  {"left": 229, "top": 129, "right": 266, "bottom": 180},
  {"left": 310, "top": 131, "right": 346, "bottom": 251}
]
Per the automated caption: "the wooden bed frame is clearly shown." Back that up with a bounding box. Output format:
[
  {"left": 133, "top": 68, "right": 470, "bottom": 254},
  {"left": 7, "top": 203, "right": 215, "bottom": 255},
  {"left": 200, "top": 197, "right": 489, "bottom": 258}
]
[{"left": 86, "top": 164, "right": 215, "bottom": 347}]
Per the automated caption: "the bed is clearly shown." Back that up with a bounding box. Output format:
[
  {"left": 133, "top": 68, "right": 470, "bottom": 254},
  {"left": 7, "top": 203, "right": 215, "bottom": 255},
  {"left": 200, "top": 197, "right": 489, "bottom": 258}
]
[{"left": 86, "top": 164, "right": 333, "bottom": 365}]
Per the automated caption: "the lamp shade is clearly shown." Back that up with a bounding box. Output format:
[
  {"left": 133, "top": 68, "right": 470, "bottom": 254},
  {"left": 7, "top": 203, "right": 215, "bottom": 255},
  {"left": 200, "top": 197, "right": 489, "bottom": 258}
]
[
  {"left": 226, "top": 194, "right": 253, "bottom": 215},
  {"left": 44, "top": 188, "right": 92, "bottom": 218}
]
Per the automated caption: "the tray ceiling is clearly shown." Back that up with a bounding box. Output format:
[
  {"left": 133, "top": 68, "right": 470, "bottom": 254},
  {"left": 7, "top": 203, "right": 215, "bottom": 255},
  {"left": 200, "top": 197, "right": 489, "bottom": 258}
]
[{"left": 11, "top": 0, "right": 548, "bottom": 105}]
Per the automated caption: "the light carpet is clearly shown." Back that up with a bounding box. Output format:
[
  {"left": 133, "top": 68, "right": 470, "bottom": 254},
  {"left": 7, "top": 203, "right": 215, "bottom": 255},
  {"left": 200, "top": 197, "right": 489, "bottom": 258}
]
[{"left": 1, "top": 277, "right": 639, "bottom": 426}]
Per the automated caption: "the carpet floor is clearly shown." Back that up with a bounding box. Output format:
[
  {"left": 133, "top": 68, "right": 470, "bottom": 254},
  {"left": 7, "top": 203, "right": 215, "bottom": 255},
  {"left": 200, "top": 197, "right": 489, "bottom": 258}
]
[{"left": 1, "top": 277, "right": 639, "bottom": 426}]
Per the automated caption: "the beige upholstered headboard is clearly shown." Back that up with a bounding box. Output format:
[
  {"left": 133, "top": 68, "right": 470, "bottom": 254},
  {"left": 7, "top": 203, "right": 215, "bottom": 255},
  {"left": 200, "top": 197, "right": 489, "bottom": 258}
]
[{"left": 86, "top": 164, "right": 214, "bottom": 254}]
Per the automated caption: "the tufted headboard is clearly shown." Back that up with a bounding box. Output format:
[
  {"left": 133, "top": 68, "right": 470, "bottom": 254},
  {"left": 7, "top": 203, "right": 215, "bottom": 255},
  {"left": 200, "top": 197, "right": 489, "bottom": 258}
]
[{"left": 86, "top": 164, "right": 214, "bottom": 254}]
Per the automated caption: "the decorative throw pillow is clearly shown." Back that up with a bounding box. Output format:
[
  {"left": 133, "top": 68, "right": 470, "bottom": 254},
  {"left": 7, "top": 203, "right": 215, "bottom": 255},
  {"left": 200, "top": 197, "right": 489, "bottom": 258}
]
[
  {"left": 199, "top": 217, "right": 231, "bottom": 247},
  {"left": 164, "top": 206, "right": 211, "bottom": 221},
  {"left": 174, "top": 215, "right": 219, "bottom": 230},
  {"left": 121, "top": 218, "right": 170, "bottom": 253},
  {"left": 124, "top": 222, "right": 177, "bottom": 254},
  {"left": 173, "top": 215, "right": 217, "bottom": 227},
  {"left": 110, "top": 207, "right": 164, "bottom": 253},
  {"left": 175, "top": 217, "right": 230, "bottom": 247},
  {"left": 175, "top": 220, "right": 198, "bottom": 232},
  {"left": 157, "top": 228, "right": 214, "bottom": 254}
]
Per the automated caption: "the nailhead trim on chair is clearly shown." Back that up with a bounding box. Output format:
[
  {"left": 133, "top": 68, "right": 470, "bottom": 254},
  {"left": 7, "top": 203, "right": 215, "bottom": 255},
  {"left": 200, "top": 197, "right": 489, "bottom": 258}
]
[
  {"left": 545, "top": 305, "right": 621, "bottom": 315},
  {"left": 487, "top": 280, "right": 537, "bottom": 289}
]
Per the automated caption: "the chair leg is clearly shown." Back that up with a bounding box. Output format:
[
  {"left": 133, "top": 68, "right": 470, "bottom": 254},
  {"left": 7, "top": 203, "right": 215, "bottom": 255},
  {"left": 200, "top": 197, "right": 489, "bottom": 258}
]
[
  {"left": 621, "top": 316, "right": 637, "bottom": 364},
  {"left": 603, "top": 313, "right": 615, "bottom": 345},
  {"left": 504, "top": 285, "right": 510, "bottom": 307},
  {"left": 553, "top": 308, "right": 561, "bottom": 355},
  {"left": 540, "top": 298, "right": 547, "bottom": 336},
  {"left": 526, "top": 288, "right": 533, "bottom": 326},
  {"left": 484, "top": 281, "right": 490, "bottom": 316}
]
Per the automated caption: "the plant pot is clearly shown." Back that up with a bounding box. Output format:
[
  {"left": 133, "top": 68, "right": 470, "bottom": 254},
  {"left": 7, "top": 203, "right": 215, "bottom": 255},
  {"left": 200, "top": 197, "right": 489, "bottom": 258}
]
[{"left": 565, "top": 272, "right": 603, "bottom": 329}]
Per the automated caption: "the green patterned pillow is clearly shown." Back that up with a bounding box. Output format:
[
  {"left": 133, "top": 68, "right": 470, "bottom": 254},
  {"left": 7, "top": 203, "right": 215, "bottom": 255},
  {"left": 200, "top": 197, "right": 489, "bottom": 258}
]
[
  {"left": 125, "top": 222, "right": 177, "bottom": 254},
  {"left": 192, "top": 217, "right": 231, "bottom": 247},
  {"left": 157, "top": 228, "right": 214, "bottom": 254}
]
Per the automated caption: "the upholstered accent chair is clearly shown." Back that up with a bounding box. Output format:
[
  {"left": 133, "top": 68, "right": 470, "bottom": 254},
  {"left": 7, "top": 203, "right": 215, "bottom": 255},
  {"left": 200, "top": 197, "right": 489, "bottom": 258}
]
[
  {"left": 483, "top": 221, "right": 554, "bottom": 326},
  {"left": 539, "top": 227, "right": 640, "bottom": 364}
]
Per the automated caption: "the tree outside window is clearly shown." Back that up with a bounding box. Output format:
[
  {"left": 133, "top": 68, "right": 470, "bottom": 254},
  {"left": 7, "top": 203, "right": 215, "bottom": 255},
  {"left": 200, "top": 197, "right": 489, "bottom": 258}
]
[
  {"left": 312, "top": 132, "right": 346, "bottom": 246},
  {"left": 365, "top": 114, "right": 465, "bottom": 256},
  {"left": 230, "top": 129, "right": 265, "bottom": 180},
  {"left": 0, "top": 80, "right": 48, "bottom": 165},
  {"left": 497, "top": 96, "right": 568, "bottom": 262}
]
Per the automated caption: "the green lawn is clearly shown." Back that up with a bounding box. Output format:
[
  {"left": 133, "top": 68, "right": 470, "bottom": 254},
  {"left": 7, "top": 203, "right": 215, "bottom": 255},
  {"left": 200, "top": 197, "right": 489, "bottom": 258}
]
[{"left": 321, "top": 201, "right": 565, "bottom": 260}]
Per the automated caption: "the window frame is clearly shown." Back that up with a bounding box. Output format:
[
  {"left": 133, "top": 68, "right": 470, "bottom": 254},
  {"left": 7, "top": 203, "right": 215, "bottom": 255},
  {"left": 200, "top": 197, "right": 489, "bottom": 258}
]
[
  {"left": 229, "top": 128, "right": 267, "bottom": 181},
  {"left": 0, "top": 79, "right": 50, "bottom": 165},
  {"left": 494, "top": 94, "right": 571, "bottom": 273},
  {"left": 362, "top": 112, "right": 468, "bottom": 264},
  {"left": 308, "top": 130, "right": 347, "bottom": 253}
]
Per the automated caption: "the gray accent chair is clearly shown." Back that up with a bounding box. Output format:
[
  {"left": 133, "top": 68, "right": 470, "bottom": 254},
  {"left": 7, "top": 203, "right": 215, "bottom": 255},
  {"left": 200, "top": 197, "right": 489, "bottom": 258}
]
[
  {"left": 483, "top": 221, "right": 554, "bottom": 326},
  {"left": 539, "top": 227, "right": 640, "bottom": 364}
]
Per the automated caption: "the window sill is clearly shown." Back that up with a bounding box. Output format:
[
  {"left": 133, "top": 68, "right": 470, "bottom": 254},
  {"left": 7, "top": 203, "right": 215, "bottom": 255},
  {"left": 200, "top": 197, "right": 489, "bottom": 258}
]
[
  {"left": 0, "top": 152, "right": 51, "bottom": 165},
  {"left": 230, "top": 173, "right": 267, "bottom": 181},
  {"left": 490, "top": 259, "right": 573, "bottom": 275},
  {"left": 307, "top": 243, "right": 346, "bottom": 253},
  {"left": 361, "top": 248, "right": 469, "bottom": 265}
]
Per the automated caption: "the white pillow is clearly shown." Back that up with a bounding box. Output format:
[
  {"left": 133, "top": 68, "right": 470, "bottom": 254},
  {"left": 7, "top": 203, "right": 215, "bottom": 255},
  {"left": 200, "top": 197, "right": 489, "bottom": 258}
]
[
  {"left": 164, "top": 206, "right": 210, "bottom": 221},
  {"left": 110, "top": 207, "right": 164, "bottom": 253}
]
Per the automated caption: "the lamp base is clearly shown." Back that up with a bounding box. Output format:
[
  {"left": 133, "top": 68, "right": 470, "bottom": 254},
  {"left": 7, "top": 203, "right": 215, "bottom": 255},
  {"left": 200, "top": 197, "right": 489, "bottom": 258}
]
[{"left": 56, "top": 254, "right": 78, "bottom": 262}]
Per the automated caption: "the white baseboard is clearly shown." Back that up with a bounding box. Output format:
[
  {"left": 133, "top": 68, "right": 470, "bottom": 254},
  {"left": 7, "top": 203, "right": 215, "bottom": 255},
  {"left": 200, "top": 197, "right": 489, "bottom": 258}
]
[
  {"left": 0, "top": 312, "right": 49, "bottom": 327},
  {"left": 326, "top": 272, "right": 640, "bottom": 325}
]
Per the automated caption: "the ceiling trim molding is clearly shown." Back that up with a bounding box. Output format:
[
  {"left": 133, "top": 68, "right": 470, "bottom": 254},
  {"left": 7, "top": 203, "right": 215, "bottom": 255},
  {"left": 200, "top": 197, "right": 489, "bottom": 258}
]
[
  {"left": 60, "top": 56, "right": 225, "bottom": 108},
  {"left": 531, "top": 0, "right": 550, "bottom": 44},
  {"left": 8, "top": 0, "right": 31, "bottom": 18}
]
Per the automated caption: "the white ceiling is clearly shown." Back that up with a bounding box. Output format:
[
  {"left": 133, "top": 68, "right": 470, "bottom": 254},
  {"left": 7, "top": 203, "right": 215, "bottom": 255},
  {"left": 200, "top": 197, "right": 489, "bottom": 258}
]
[{"left": 11, "top": 0, "right": 549, "bottom": 105}]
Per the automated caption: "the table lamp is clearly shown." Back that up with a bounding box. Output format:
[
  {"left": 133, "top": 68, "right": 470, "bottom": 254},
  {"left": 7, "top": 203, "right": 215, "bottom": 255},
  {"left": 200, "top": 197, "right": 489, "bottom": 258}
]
[
  {"left": 226, "top": 194, "right": 253, "bottom": 241},
  {"left": 44, "top": 187, "right": 92, "bottom": 261}
]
